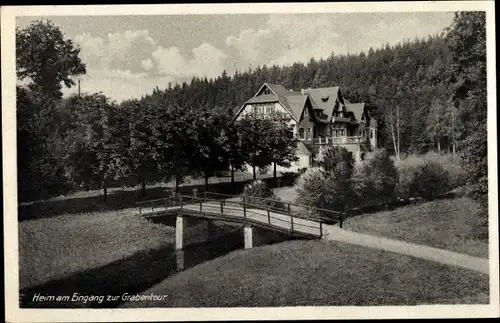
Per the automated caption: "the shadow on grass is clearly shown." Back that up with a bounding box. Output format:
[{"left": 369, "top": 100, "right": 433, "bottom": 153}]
[
  {"left": 18, "top": 176, "right": 295, "bottom": 221},
  {"left": 18, "top": 181, "right": 245, "bottom": 221},
  {"left": 20, "top": 228, "right": 245, "bottom": 308}
]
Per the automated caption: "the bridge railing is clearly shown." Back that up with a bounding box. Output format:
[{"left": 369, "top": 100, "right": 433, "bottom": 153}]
[
  {"left": 137, "top": 193, "right": 324, "bottom": 238},
  {"left": 203, "top": 191, "right": 346, "bottom": 227}
]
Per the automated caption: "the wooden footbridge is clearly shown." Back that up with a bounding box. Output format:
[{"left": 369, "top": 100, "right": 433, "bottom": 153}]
[{"left": 137, "top": 192, "right": 345, "bottom": 249}]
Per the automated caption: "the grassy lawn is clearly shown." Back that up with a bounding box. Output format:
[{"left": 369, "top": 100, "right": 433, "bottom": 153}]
[
  {"left": 18, "top": 172, "right": 285, "bottom": 221},
  {"left": 273, "top": 186, "right": 488, "bottom": 258},
  {"left": 121, "top": 240, "right": 489, "bottom": 307},
  {"left": 19, "top": 209, "right": 238, "bottom": 290},
  {"left": 19, "top": 209, "right": 176, "bottom": 289},
  {"left": 344, "top": 196, "right": 489, "bottom": 258},
  {"left": 21, "top": 171, "right": 272, "bottom": 205}
]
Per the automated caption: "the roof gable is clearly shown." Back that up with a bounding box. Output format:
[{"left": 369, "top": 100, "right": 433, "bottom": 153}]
[
  {"left": 285, "top": 95, "right": 308, "bottom": 121},
  {"left": 245, "top": 94, "right": 279, "bottom": 104},
  {"left": 345, "top": 103, "right": 366, "bottom": 122},
  {"left": 235, "top": 83, "right": 359, "bottom": 123},
  {"left": 303, "top": 87, "right": 340, "bottom": 121}
]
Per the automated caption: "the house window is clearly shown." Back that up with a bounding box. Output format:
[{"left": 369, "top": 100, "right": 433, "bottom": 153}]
[
  {"left": 370, "top": 129, "right": 374, "bottom": 139},
  {"left": 299, "top": 128, "right": 305, "bottom": 139},
  {"left": 304, "top": 109, "right": 308, "bottom": 116},
  {"left": 307, "top": 128, "right": 312, "bottom": 138}
]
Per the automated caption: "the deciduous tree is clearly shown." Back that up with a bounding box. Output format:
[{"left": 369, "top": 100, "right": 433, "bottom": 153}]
[{"left": 16, "top": 20, "right": 86, "bottom": 99}]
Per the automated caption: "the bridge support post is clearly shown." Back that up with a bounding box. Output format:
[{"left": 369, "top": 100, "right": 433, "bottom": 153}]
[
  {"left": 244, "top": 225, "right": 254, "bottom": 249},
  {"left": 176, "top": 250, "right": 185, "bottom": 271},
  {"left": 176, "top": 215, "right": 187, "bottom": 251}
]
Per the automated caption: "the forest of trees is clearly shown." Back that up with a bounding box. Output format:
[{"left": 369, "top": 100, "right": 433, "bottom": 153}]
[{"left": 16, "top": 12, "right": 488, "bottom": 209}]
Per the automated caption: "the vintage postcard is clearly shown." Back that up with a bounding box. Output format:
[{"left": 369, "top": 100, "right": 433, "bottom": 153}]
[{"left": 2, "top": 1, "right": 499, "bottom": 321}]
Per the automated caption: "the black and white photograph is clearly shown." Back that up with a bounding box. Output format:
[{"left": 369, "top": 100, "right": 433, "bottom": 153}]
[{"left": 2, "top": 2, "right": 498, "bottom": 321}]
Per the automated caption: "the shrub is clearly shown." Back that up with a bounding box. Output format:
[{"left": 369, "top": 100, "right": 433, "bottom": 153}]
[
  {"left": 394, "top": 153, "right": 464, "bottom": 200},
  {"left": 411, "top": 160, "right": 451, "bottom": 200},
  {"left": 295, "top": 167, "right": 351, "bottom": 214},
  {"left": 315, "top": 146, "right": 354, "bottom": 179},
  {"left": 242, "top": 180, "right": 283, "bottom": 209},
  {"left": 394, "top": 161, "right": 420, "bottom": 200},
  {"left": 420, "top": 152, "right": 467, "bottom": 190},
  {"left": 296, "top": 147, "right": 355, "bottom": 217},
  {"left": 460, "top": 125, "right": 488, "bottom": 208},
  {"left": 352, "top": 149, "right": 399, "bottom": 207}
]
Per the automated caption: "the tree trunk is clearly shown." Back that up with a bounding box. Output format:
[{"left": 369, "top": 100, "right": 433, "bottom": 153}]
[
  {"left": 231, "top": 164, "right": 235, "bottom": 183},
  {"left": 387, "top": 111, "right": 399, "bottom": 160},
  {"left": 396, "top": 105, "right": 400, "bottom": 158},
  {"left": 204, "top": 173, "right": 209, "bottom": 192},
  {"left": 452, "top": 143, "right": 456, "bottom": 155},
  {"left": 252, "top": 165, "right": 256, "bottom": 180},
  {"left": 103, "top": 182, "right": 107, "bottom": 202},
  {"left": 273, "top": 161, "right": 277, "bottom": 178},
  {"left": 175, "top": 174, "right": 180, "bottom": 193},
  {"left": 141, "top": 179, "right": 146, "bottom": 198},
  {"left": 437, "top": 140, "right": 441, "bottom": 154}
]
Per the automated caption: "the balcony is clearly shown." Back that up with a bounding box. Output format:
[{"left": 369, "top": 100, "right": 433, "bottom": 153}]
[{"left": 301, "top": 136, "right": 366, "bottom": 145}]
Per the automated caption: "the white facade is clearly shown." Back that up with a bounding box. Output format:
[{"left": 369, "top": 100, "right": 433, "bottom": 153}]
[
  {"left": 236, "top": 102, "right": 298, "bottom": 136},
  {"left": 236, "top": 102, "right": 288, "bottom": 120}
]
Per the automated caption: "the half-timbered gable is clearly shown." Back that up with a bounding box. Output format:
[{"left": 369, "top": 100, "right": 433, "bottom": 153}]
[{"left": 233, "top": 82, "right": 379, "bottom": 172}]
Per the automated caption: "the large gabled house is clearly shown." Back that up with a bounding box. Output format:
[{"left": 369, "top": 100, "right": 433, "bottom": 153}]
[{"left": 233, "top": 82, "right": 379, "bottom": 173}]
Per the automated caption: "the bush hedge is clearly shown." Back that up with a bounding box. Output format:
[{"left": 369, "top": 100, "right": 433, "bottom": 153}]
[
  {"left": 295, "top": 150, "right": 465, "bottom": 215},
  {"left": 352, "top": 149, "right": 399, "bottom": 207},
  {"left": 296, "top": 147, "right": 354, "bottom": 213},
  {"left": 410, "top": 160, "right": 451, "bottom": 200}
]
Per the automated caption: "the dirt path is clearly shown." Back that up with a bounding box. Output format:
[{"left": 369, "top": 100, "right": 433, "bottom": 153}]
[{"left": 323, "top": 225, "right": 489, "bottom": 274}]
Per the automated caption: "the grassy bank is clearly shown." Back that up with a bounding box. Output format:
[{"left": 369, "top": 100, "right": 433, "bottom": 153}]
[
  {"left": 344, "top": 196, "right": 488, "bottom": 258},
  {"left": 19, "top": 209, "right": 175, "bottom": 289},
  {"left": 19, "top": 209, "right": 238, "bottom": 290},
  {"left": 121, "top": 240, "right": 489, "bottom": 307}
]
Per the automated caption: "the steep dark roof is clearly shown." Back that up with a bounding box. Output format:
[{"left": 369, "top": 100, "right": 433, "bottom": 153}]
[
  {"left": 296, "top": 141, "right": 311, "bottom": 156},
  {"left": 285, "top": 95, "right": 308, "bottom": 120},
  {"left": 345, "top": 103, "right": 365, "bottom": 122},
  {"left": 245, "top": 94, "right": 279, "bottom": 104},
  {"left": 265, "top": 83, "right": 302, "bottom": 98},
  {"left": 303, "top": 87, "right": 340, "bottom": 120},
  {"left": 234, "top": 83, "right": 369, "bottom": 124}
]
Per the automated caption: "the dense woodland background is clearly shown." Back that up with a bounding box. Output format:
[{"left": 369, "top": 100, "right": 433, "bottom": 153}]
[{"left": 16, "top": 12, "right": 487, "bottom": 209}]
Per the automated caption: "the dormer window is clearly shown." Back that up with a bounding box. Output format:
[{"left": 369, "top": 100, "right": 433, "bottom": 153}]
[
  {"left": 260, "top": 87, "right": 272, "bottom": 95},
  {"left": 304, "top": 108, "right": 308, "bottom": 116},
  {"left": 321, "top": 96, "right": 329, "bottom": 102}
]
